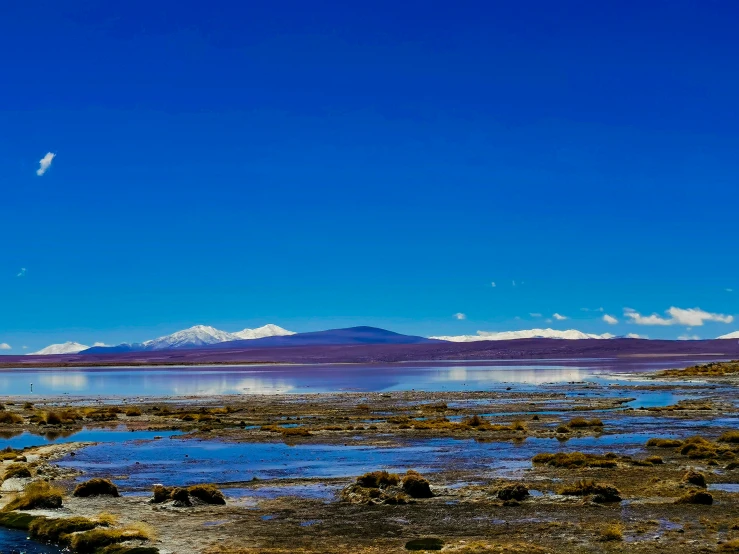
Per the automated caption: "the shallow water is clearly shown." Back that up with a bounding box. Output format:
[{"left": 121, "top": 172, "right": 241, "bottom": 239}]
[
  {"left": 0, "top": 426, "right": 182, "bottom": 450},
  {"left": 56, "top": 431, "right": 670, "bottom": 491},
  {"left": 0, "top": 528, "right": 61, "bottom": 553},
  {"left": 0, "top": 359, "right": 700, "bottom": 396}
]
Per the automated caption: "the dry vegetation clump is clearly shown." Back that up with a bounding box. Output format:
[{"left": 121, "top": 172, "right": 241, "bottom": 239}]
[
  {"left": 599, "top": 523, "right": 624, "bottom": 541},
  {"left": 645, "top": 455, "right": 664, "bottom": 464},
  {"left": 0, "top": 412, "right": 24, "bottom": 424},
  {"left": 558, "top": 479, "right": 621, "bottom": 502},
  {"left": 682, "top": 470, "right": 707, "bottom": 487},
  {"left": 3, "top": 463, "right": 32, "bottom": 479},
  {"left": 661, "top": 360, "right": 739, "bottom": 377},
  {"left": 442, "top": 542, "right": 549, "bottom": 554},
  {"left": 342, "top": 469, "right": 423, "bottom": 505},
  {"left": 149, "top": 483, "right": 226, "bottom": 505},
  {"left": 357, "top": 470, "right": 400, "bottom": 488},
  {"left": 401, "top": 470, "right": 433, "bottom": 498},
  {"left": 68, "top": 523, "right": 153, "bottom": 554},
  {"left": 719, "top": 540, "right": 739, "bottom": 552},
  {"left": 281, "top": 427, "right": 312, "bottom": 437},
  {"left": 73, "top": 478, "right": 120, "bottom": 498},
  {"left": 187, "top": 484, "right": 227, "bottom": 505},
  {"left": 4, "top": 480, "right": 64, "bottom": 510},
  {"left": 568, "top": 417, "right": 604, "bottom": 428},
  {"left": 719, "top": 431, "right": 739, "bottom": 443},
  {"left": 532, "top": 451, "right": 618, "bottom": 469},
  {"left": 675, "top": 490, "right": 713, "bottom": 505},
  {"left": 411, "top": 416, "right": 526, "bottom": 433},
  {"left": 125, "top": 407, "right": 142, "bottom": 417},
  {"left": 29, "top": 515, "right": 103, "bottom": 544},
  {"left": 0, "top": 446, "right": 23, "bottom": 461},
  {"left": 496, "top": 482, "right": 529, "bottom": 501},
  {"left": 555, "top": 425, "right": 570, "bottom": 434},
  {"left": 646, "top": 438, "right": 683, "bottom": 448}
]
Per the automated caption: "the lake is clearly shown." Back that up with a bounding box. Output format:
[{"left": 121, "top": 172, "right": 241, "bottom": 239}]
[{"left": 0, "top": 358, "right": 693, "bottom": 397}]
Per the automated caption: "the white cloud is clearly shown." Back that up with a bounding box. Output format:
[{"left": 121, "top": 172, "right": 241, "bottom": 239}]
[
  {"left": 552, "top": 313, "right": 568, "bottom": 320},
  {"left": 624, "top": 306, "right": 733, "bottom": 327},
  {"left": 17, "top": 268, "right": 26, "bottom": 277},
  {"left": 529, "top": 313, "right": 542, "bottom": 318},
  {"left": 431, "top": 328, "right": 616, "bottom": 342},
  {"left": 0, "top": 343, "right": 11, "bottom": 350},
  {"left": 22, "top": 346, "right": 28, "bottom": 349},
  {"left": 626, "top": 333, "right": 648, "bottom": 339},
  {"left": 491, "top": 282, "right": 496, "bottom": 287},
  {"left": 512, "top": 280, "right": 516, "bottom": 287},
  {"left": 92, "top": 342, "right": 109, "bottom": 347},
  {"left": 728, "top": 288, "right": 734, "bottom": 293},
  {"left": 36, "top": 152, "right": 56, "bottom": 176},
  {"left": 678, "top": 334, "right": 701, "bottom": 341},
  {"left": 453, "top": 313, "right": 466, "bottom": 320},
  {"left": 603, "top": 314, "right": 618, "bottom": 325}
]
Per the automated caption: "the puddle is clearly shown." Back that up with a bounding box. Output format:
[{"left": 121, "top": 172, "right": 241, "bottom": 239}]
[
  {"left": 0, "top": 426, "right": 182, "bottom": 450},
  {"left": 300, "top": 520, "right": 322, "bottom": 527},
  {"left": 709, "top": 484, "right": 739, "bottom": 493}
]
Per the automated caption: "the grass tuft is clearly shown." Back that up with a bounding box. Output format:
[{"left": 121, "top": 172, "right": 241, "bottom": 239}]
[
  {"left": 599, "top": 523, "right": 623, "bottom": 541},
  {"left": 74, "top": 478, "right": 120, "bottom": 498},
  {"left": 4, "top": 481, "right": 63, "bottom": 511}
]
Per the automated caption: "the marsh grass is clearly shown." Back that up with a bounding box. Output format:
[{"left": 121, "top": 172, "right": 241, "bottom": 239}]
[
  {"left": 532, "top": 452, "right": 618, "bottom": 468},
  {"left": 682, "top": 470, "right": 707, "bottom": 487},
  {"left": 662, "top": 360, "right": 739, "bottom": 377},
  {"left": 4, "top": 481, "right": 63, "bottom": 511},
  {"left": 568, "top": 417, "right": 603, "bottom": 428},
  {"left": 401, "top": 470, "right": 433, "bottom": 498},
  {"left": 0, "top": 412, "right": 23, "bottom": 424},
  {"left": 646, "top": 438, "right": 683, "bottom": 448},
  {"left": 29, "top": 516, "right": 103, "bottom": 544},
  {"left": 599, "top": 523, "right": 624, "bottom": 541},
  {"left": 558, "top": 479, "right": 621, "bottom": 502},
  {"left": 188, "top": 484, "right": 226, "bottom": 505},
  {"left": 69, "top": 523, "right": 153, "bottom": 554}
]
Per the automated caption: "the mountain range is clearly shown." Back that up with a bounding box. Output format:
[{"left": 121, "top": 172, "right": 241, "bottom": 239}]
[{"left": 27, "top": 324, "right": 739, "bottom": 356}]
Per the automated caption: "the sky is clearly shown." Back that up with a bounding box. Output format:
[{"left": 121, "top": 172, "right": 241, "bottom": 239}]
[{"left": 2, "top": 0, "right": 738, "bottom": 351}]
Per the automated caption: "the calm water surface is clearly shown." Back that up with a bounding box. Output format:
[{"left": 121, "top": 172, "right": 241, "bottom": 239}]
[{"left": 0, "top": 359, "right": 696, "bottom": 396}]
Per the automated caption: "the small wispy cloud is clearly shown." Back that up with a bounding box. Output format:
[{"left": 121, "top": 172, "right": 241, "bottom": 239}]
[
  {"left": 624, "top": 306, "right": 733, "bottom": 326},
  {"left": 22, "top": 346, "right": 28, "bottom": 350},
  {"left": 529, "top": 313, "right": 542, "bottom": 318},
  {"left": 678, "top": 334, "right": 701, "bottom": 341},
  {"left": 36, "top": 152, "right": 56, "bottom": 176},
  {"left": 453, "top": 313, "right": 467, "bottom": 320},
  {"left": 491, "top": 282, "right": 496, "bottom": 287},
  {"left": 626, "top": 333, "right": 648, "bottom": 339},
  {"left": 603, "top": 314, "right": 618, "bottom": 325},
  {"left": 552, "top": 313, "right": 568, "bottom": 320},
  {"left": 512, "top": 280, "right": 516, "bottom": 287},
  {"left": 728, "top": 288, "right": 734, "bottom": 293},
  {"left": 0, "top": 343, "right": 11, "bottom": 350},
  {"left": 92, "top": 342, "right": 109, "bottom": 347},
  {"left": 17, "top": 268, "right": 26, "bottom": 278}
]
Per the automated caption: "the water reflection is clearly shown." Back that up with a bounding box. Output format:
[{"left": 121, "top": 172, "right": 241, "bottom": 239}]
[{"left": 0, "top": 359, "right": 699, "bottom": 397}]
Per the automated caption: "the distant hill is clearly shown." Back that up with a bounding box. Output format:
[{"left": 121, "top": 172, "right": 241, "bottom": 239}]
[{"left": 204, "top": 326, "right": 440, "bottom": 348}]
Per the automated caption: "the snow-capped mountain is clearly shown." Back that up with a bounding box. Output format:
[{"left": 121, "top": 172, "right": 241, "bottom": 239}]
[
  {"left": 430, "top": 328, "right": 616, "bottom": 342},
  {"left": 32, "top": 342, "right": 90, "bottom": 355},
  {"left": 142, "top": 325, "right": 239, "bottom": 350},
  {"left": 718, "top": 331, "right": 739, "bottom": 339},
  {"left": 233, "top": 324, "right": 295, "bottom": 340}
]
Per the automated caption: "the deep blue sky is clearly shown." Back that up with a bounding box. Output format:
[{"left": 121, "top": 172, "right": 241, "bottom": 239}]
[{"left": 2, "top": 0, "right": 738, "bottom": 350}]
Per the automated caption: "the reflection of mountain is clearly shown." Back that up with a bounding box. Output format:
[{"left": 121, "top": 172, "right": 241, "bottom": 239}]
[
  {"left": 38, "top": 373, "right": 89, "bottom": 390},
  {"left": 434, "top": 366, "right": 589, "bottom": 385}
]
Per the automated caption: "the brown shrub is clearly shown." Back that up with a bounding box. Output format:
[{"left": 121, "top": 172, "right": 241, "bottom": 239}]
[
  {"left": 3, "top": 464, "right": 32, "bottom": 479},
  {"left": 497, "top": 483, "right": 529, "bottom": 501},
  {"left": 401, "top": 470, "right": 433, "bottom": 498},
  {"left": 558, "top": 480, "right": 621, "bottom": 502},
  {"left": 74, "top": 478, "right": 120, "bottom": 498},
  {"left": 188, "top": 484, "right": 226, "bottom": 505},
  {"left": 682, "top": 470, "right": 707, "bottom": 488},
  {"left": 357, "top": 470, "right": 400, "bottom": 488},
  {"left": 0, "top": 412, "right": 24, "bottom": 424},
  {"left": 675, "top": 491, "right": 713, "bottom": 505},
  {"left": 645, "top": 438, "right": 683, "bottom": 448}
]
